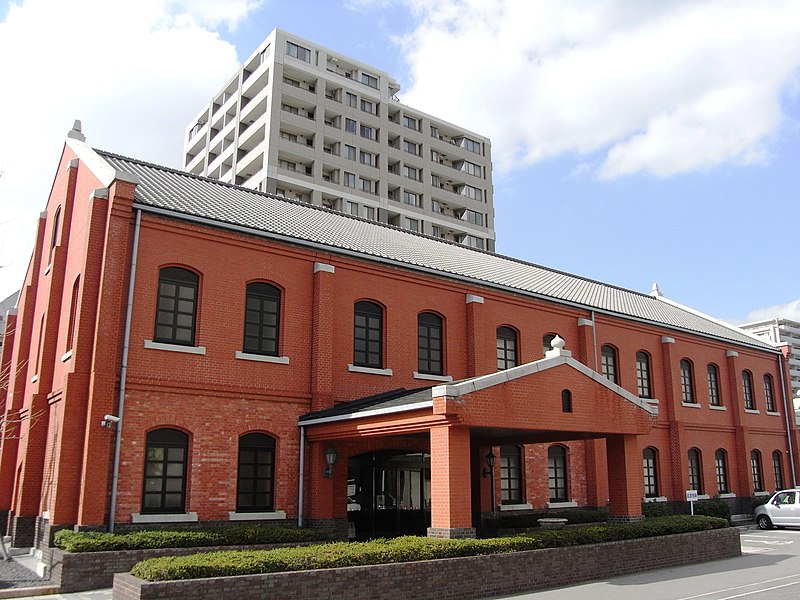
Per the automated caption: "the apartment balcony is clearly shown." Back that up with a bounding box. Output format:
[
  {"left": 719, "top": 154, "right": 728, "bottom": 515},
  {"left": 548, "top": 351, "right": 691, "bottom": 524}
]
[{"left": 186, "top": 121, "right": 209, "bottom": 155}]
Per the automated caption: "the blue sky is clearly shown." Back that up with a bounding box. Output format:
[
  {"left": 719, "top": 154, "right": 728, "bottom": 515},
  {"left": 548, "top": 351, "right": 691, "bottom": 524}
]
[{"left": 0, "top": 0, "right": 798, "bottom": 325}]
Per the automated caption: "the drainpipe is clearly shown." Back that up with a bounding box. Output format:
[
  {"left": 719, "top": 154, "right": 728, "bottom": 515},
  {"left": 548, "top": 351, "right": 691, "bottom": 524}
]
[
  {"left": 298, "top": 425, "right": 305, "bottom": 527},
  {"left": 778, "top": 352, "right": 797, "bottom": 487},
  {"left": 591, "top": 310, "right": 598, "bottom": 372},
  {"left": 108, "top": 209, "right": 142, "bottom": 532}
]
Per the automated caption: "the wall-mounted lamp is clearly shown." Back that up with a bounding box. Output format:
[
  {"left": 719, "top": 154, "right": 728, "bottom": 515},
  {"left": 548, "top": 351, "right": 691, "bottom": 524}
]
[
  {"left": 323, "top": 447, "right": 337, "bottom": 478},
  {"left": 483, "top": 449, "right": 496, "bottom": 478},
  {"left": 100, "top": 414, "right": 120, "bottom": 429}
]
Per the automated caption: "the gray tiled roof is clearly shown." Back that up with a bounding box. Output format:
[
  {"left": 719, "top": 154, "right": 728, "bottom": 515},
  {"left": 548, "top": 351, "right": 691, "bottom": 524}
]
[
  {"left": 299, "top": 387, "right": 435, "bottom": 423},
  {"left": 98, "top": 150, "right": 775, "bottom": 352}
]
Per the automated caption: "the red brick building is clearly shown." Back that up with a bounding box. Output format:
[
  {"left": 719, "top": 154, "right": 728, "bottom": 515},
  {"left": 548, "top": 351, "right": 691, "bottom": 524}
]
[{"left": 1, "top": 131, "right": 797, "bottom": 547}]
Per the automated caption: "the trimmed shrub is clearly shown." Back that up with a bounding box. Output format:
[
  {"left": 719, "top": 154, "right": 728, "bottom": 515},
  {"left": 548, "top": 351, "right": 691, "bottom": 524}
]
[
  {"left": 641, "top": 501, "right": 677, "bottom": 518},
  {"left": 494, "top": 508, "right": 609, "bottom": 529},
  {"left": 695, "top": 498, "right": 731, "bottom": 521},
  {"left": 131, "top": 515, "right": 728, "bottom": 582},
  {"left": 751, "top": 495, "right": 771, "bottom": 511},
  {"left": 53, "top": 525, "right": 325, "bottom": 553}
]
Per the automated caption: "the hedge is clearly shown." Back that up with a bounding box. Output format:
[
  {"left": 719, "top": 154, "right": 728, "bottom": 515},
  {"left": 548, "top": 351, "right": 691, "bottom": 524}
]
[
  {"left": 130, "top": 515, "right": 728, "bottom": 582},
  {"left": 642, "top": 498, "right": 731, "bottom": 520},
  {"left": 493, "top": 508, "right": 608, "bottom": 529},
  {"left": 54, "top": 525, "right": 325, "bottom": 553}
]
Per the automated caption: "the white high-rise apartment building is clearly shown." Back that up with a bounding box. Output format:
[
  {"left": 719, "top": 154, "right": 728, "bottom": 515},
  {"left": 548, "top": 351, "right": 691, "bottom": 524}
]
[
  {"left": 183, "top": 29, "right": 495, "bottom": 250},
  {"left": 740, "top": 317, "right": 800, "bottom": 400}
]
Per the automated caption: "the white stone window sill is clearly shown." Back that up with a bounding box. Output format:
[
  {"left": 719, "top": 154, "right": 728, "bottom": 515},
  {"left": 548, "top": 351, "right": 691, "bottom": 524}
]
[
  {"left": 681, "top": 402, "right": 701, "bottom": 409},
  {"left": 546, "top": 501, "right": 577, "bottom": 509},
  {"left": 413, "top": 372, "right": 453, "bottom": 382},
  {"left": 642, "top": 397, "right": 658, "bottom": 404},
  {"left": 709, "top": 405, "right": 726, "bottom": 411},
  {"left": 499, "top": 503, "right": 533, "bottom": 511},
  {"left": 348, "top": 364, "right": 393, "bottom": 376},
  {"left": 744, "top": 408, "right": 760, "bottom": 414},
  {"left": 696, "top": 494, "right": 711, "bottom": 500},
  {"left": 643, "top": 496, "right": 668, "bottom": 503},
  {"left": 131, "top": 512, "right": 198, "bottom": 524},
  {"left": 31, "top": 374, "right": 39, "bottom": 383},
  {"left": 235, "top": 351, "right": 289, "bottom": 364},
  {"left": 61, "top": 349, "right": 73, "bottom": 363},
  {"left": 228, "top": 510, "right": 287, "bottom": 521},
  {"left": 719, "top": 493, "right": 736, "bottom": 499},
  {"left": 754, "top": 491, "right": 771, "bottom": 497},
  {"left": 144, "top": 340, "right": 206, "bottom": 355},
  {"left": 766, "top": 411, "right": 781, "bottom": 417}
]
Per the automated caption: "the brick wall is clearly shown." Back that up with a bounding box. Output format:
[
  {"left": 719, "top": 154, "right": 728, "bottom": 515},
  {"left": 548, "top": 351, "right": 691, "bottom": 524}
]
[{"left": 112, "top": 527, "right": 740, "bottom": 600}]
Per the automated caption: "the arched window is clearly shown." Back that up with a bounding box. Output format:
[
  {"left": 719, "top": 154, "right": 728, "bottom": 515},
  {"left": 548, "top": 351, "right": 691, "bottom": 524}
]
[
  {"left": 636, "top": 351, "right": 652, "bottom": 398},
  {"left": 707, "top": 364, "right": 720, "bottom": 406},
  {"left": 643, "top": 447, "right": 659, "bottom": 497},
  {"left": 154, "top": 267, "right": 199, "bottom": 346},
  {"left": 237, "top": 433, "right": 276, "bottom": 512},
  {"left": 49, "top": 206, "right": 61, "bottom": 264},
  {"left": 715, "top": 449, "right": 729, "bottom": 494},
  {"left": 548, "top": 446, "right": 568, "bottom": 502},
  {"left": 600, "top": 345, "right": 618, "bottom": 384},
  {"left": 243, "top": 282, "right": 281, "bottom": 356},
  {"left": 764, "top": 375, "right": 776, "bottom": 413},
  {"left": 417, "top": 312, "right": 443, "bottom": 375},
  {"left": 742, "top": 371, "right": 755, "bottom": 410},
  {"left": 66, "top": 276, "right": 80, "bottom": 352},
  {"left": 500, "top": 445, "right": 522, "bottom": 504},
  {"left": 496, "top": 326, "right": 518, "bottom": 371},
  {"left": 751, "top": 450, "right": 764, "bottom": 492},
  {"left": 561, "top": 389, "right": 572, "bottom": 413},
  {"left": 142, "top": 428, "right": 189, "bottom": 513},
  {"left": 542, "top": 333, "right": 558, "bottom": 357},
  {"left": 354, "top": 301, "right": 383, "bottom": 368},
  {"left": 680, "top": 359, "right": 696, "bottom": 404},
  {"left": 772, "top": 450, "right": 784, "bottom": 490},
  {"left": 688, "top": 448, "right": 703, "bottom": 494}
]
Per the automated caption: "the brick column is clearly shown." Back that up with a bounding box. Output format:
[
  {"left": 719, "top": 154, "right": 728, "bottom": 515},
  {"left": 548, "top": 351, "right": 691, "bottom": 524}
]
[
  {"left": 660, "top": 336, "right": 686, "bottom": 499},
  {"left": 576, "top": 317, "right": 607, "bottom": 506},
  {"left": 465, "top": 294, "right": 488, "bottom": 378},
  {"left": 311, "top": 262, "right": 335, "bottom": 412},
  {"left": 726, "top": 350, "right": 751, "bottom": 495},
  {"left": 428, "top": 424, "right": 475, "bottom": 538},
  {"left": 606, "top": 434, "right": 644, "bottom": 521}
]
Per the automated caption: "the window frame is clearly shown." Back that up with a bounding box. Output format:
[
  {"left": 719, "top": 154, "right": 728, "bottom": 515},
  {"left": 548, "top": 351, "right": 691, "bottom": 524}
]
[
  {"left": 707, "top": 364, "right": 721, "bottom": 406},
  {"left": 600, "top": 345, "right": 618, "bottom": 384},
  {"left": 236, "top": 432, "right": 276, "bottom": 512},
  {"left": 353, "top": 301, "right": 383, "bottom": 369},
  {"left": 715, "top": 449, "right": 729, "bottom": 494},
  {"left": 154, "top": 267, "right": 199, "bottom": 346},
  {"left": 547, "top": 445, "right": 568, "bottom": 502},
  {"left": 751, "top": 450, "right": 764, "bottom": 492},
  {"left": 417, "top": 312, "right": 443, "bottom": 375},
  {"left": 141, "top": 428, "right": 189, "bottom": 514},
  {"left": 636, "top": 351, "right": 652, "bottom": 399},
  {"left": 680, "top": 359, "right": 696, "bottom": 404},
  {"left": 643, "top": 447, "right": 659, "bottom": 498},
  {"left": 772, "top": 450, "right": 784, "bottom": 490},
  {"left": 687, "top": 448, "right": 703, "bottom": 494},
  {"left": 242, "top": 282, "right": 281, "bottom": 356},
  {"left": 496, "top": 326, "right": 518, "bottom": 371},
  {"left": 764, "top": 374, "right": 776, "bottom": 412},
  {"left": 742, "top": 370, "right": 755, "bottom": 410},
  {"left": 500, "top": 445, "right": 522, "bottom": 504}
]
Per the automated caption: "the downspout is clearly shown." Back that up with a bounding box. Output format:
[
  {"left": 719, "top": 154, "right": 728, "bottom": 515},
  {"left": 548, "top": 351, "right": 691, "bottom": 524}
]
[
  {"left": 297, "top": 425, "right": 305, "bottom": 527},
  {"left": 109, "top": 209, "right": 142, "bottom": 532},
  {"left": 591, "top": 310, "right": 598, "bottom": 372},
  {"left": 778, "top": 352, "right": 797, "bottom": 486}
]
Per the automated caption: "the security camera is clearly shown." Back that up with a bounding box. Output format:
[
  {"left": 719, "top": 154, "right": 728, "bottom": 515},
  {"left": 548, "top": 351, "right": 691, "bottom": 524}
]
[{"left": 103, "top": 414, "right": 120, "bottom": 423}]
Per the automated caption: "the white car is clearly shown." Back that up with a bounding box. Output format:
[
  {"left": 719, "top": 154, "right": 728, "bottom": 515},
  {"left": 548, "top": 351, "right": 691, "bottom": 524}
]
[{"left": 754, "top": 489, "right": 800, "bottom": 529}]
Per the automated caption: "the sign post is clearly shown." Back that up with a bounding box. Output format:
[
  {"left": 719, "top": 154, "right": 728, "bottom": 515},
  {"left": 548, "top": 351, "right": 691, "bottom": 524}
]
[{"left": 686, "top": 489, "right": 698, "bottom": 516}]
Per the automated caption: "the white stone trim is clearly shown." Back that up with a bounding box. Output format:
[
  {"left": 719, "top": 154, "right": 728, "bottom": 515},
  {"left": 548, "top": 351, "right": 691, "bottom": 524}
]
[
  {"left": 766, "top": 411, "right": 781, "bottom": 417},
  {"left": 144, "top": 340, "right": 206, "bottom": 355},
  {"left": 709, "top": 404, "right": 726, "bottom": 411},
  {"left": 754, "top": 491, "right": 771, "bottom": 497},
  {"left": 348, "top": 364, "right": 393, "bottom": 376},
  {"left": 90, "top": 188, "right": 109, "bottom": 200},
  {"left": 228, "top": 510, "right": 287, "bottom": 521},
  {"left": 235, "top": 351, "right": 289, "bottom": 364},
  {"left": 726, "top": 350, "right": 739, "bottom": 357},
  {"left": 744, "top": 408, "right": 760, "bottom": 415},
  {"left": 697, "top": 494, "right": 711, "bottom": 500},
  {"left": 546, "top": 501, "right": 578, "bottom": 509},
  {"left": 61, "top": 350, "right": 73, "bottom": 363},
  {"left": 413, "top": 372, "right": 453, "bottom": 382},
  {"left": 465, "top": 294, "right": 484, "bottom": 304},
  {"left": 719, "top": 493, "right": 736, "bottom": 499},
  {"left": 314, "top": 262, "right": 335, "bottom": 273},
  {"left": 131, "top": 512, "right": 198, "bottom": 524},
  {"left": 643, "top": 496, "right": 668, "bottom": 503},
  {"left": 499, "top": 503, "right": 533, "bottom": 511},
  {"left": 682, "top": 402, "right": 701, "bottom": 409},
  {"left": 661, "top": 336, "right": 675, "bottom": 344},
  {"left": 577, "top": 318, "right": 594, "bottom": 327}
]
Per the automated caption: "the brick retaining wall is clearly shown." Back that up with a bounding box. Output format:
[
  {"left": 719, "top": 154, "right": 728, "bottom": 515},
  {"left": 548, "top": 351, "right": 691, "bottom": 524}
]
[{"left": 112, "top": 527, "right": 740, "bottom": 600}]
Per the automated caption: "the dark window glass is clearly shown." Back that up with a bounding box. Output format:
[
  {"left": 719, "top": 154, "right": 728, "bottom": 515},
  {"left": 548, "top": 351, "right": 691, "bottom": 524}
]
[
  {"left": 600, "top": 345, "right": 618, "bottom": 384},
  {"left": 751, "top": 450, "right": 763, "bottom": 492},
  {"left": 773, "top": 450, "right": 784, "bottom": 490},
  {"left": 142, "top": 428, "right": 188, "bottom": 513},
  {"left": 688, "top": 448, "right": 703, "bottom": 494},
  {"left": 680, "top": 359, "right": 695, "bottom": 404},
  {"left": 154, "top": 267, "right": 198, "bottom": 346},
  {"left": 548, "top": 446, "right": 568, "bottom": 502},
  {"left": 764, "top": 375, "right": 776, "bottom": 412},
  {"left": 237, "top": 433, "right": 276, "bottom": 511},
  {"left": 353, "top": 301, "right": 383, "bottom": 368},
  {"left": 417, "top": 312, "right": 443, "bottom": 375},
  {"left": 742, "top": 371, "right": 755, "bottom": 410},
  {"left": 707, "top": 364, "right": 720, "bottom": 406},
  {"left": 715, "top": 449, "right": 729, "bottom": 494},
  {"left": 500, "top": 445, "right": 522, "bottom": 504},
  {"left": 643, "top": 447, "right": 658, "bottom": 497},
  {"left": 496, "top": 326, "right": 518, "bottom": 371},
  {"left": 243, "top": 282, "right": 281, "bottom": 356},
  {"left": 49, "top": 206, "right": 61, "bottom": 263},
  {"left": 561, "top": 389, "right": 572, "bottom": 413},
  {"left": 66, "top": 276, "right": 80, "bottom": 351},
  {"left": 636, "top": 351, "right": 652, "bottom": 398}
]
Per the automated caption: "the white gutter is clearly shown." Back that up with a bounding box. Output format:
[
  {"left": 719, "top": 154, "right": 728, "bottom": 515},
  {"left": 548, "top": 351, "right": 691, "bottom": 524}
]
[
  {"left": 108, "top": 208, "right": 141, "bottom": 532},
  {"left": 778, "top": 353, "right": 798, "bottom": 486},
  {"left": 297, "top": 425, "right": 305, "bottom": 527},
  {"left": 298, "top": 400, "right": 434, "bottom": 427}
]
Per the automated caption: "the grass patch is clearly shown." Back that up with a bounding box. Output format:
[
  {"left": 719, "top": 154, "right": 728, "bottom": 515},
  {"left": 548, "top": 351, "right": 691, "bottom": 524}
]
[{"left": 131, "top": 515, "right": 727, "bottom": 581}]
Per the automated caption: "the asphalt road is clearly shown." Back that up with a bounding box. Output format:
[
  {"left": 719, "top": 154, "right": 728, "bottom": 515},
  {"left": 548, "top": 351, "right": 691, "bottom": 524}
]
[{"left": 489, "top": 527, "right": 800, "bottom": 600}]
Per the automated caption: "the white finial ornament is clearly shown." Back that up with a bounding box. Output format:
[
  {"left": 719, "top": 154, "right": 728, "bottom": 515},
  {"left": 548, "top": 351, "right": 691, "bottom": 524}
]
[{"left": 651, "top": 283, "right": 662, "bottom": 297}]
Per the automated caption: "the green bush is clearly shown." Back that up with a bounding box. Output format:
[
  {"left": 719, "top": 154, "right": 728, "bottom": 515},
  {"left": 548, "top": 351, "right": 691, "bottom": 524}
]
[
  {"left": 53, "top": 525, "right": 325, "bottom": 553},
  {"left": 641, "top": 501, "right": 678, "bottom": 518},
  {"left": 751, "top": 495, "right": 771, "bottom": 511},
  {"left": 131, "top": 515, "right": 728, "bottom": 582},
  {"left": 695, "top": 498, "right": 731, "bottom": 521},
  {"left": 494, "top": 508, "right": 609, "bottom": 528}
]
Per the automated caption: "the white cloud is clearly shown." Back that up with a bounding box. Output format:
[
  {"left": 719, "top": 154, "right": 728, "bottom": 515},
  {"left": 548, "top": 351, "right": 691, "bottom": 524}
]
[
  {"left": 0, "top": 0, "right": 261, "bottom": 298},
  {"left": 742, "top": 300, "right": 800, "bottom": 324},
  {"left": 397, "top": 0, "right": 800, "bottom": 176}
]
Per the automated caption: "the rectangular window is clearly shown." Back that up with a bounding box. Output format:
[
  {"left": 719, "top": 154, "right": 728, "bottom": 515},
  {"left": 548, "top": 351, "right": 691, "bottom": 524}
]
[
  {"left": 280, "top": 131, "right": 298, "bottom": 143},
  {"left": 460, "top": 209, "right": 483, "bottom": 226},
  {"left": 403, "top": 165, "right": 419, "bottom": 181},
  {"left": 286, "top": 41, "right": 311, "bottom": 62},
  {"left": 680, "top": 360, "right": 695, "bottom": 403},
  {"left": 459, "top": 184, "right": 482, "bottom": 200},
  {"left": 459, "top": 160, "right": 482, "bottom": 177},
  {"left": 354, "top": 301, "right": 382, "bottom": 368},
  {"left": 143, "top": 429, "right": 188, "bottom": 513},
  {"left": 361, "top": 72, "right": 378, "bottom": 88},
  {"left": 707, "top": 365, "right": 720, "bottom": 406},
  {"left": 403, "top": 140, "right": 419, "bottom": 155},
  {"left": 282, "top": 76, "right": 300, "bottom": 88},
  {"left": 361, "top": 99, "right": 375, "bottom": 114},
  {"left": 345, "top": 118, "right": 357, "bottom": 133},
  {"left": 281, "top": 103, "right": 299, "bottom": 115},
  {"left": 496, "top": 327, "right": 517, "bottom": 371},
  {"left": 688, "top": 450, "right": 702, "bottom": 493},
  {"left": 404, "top": 217, "right": 419, "bottom": 232},
  {"left": 243, "top": 283, "right": 280, "bottom": 356},
  {"left": 359, "top": 151, "right": 375, "bottom": 166},
  {"left": 363, "top": 206, "right": 375, "bottom": 220},
  {"left": 154, "top": 268, "right": 198, "bottom": 346},
  {"left": 431, "top": 199, "right": 443, "bottom": 213},
  {"left": 360, "top": 125, "right": 375, "bottom": 140},
  {"left": 343, "top": 172, "right": 356, "bottom": 188},
  {"left": 600, "top": 345, "right": 618, "bottom": 384},
  {"left": 764, "top": 375, "right": 776, "bottom": 412},
  {"left": 344, "top": 145, "right": 356, "bottom": 160},
  {"left": 643, "top": 449, "right": 658, "bottom": 497},
  {"left": 742, "top": 371, "right": 755, "bottom": 410},
  {"left": 636, "top": 352, "right": 652, "bottom": 398},
  {"left": 715, "top": 451, "right": 729, "bottom": 494},
  {"left": 278, "top": 159, "right": 296, "bottom": 172},
  {"left": 403, "top": 191, "right": 419, "bottom": 207},
  {"left": 459, "top": 137, "right": 481, "bottom": 154},
  {"left": 417, "top": 313, "right": 443, "bottom": 375},
  {"left": 345, "top": 92, "right": 357, "bottom": 107},
  {"left": 360, "top": 178, "right": 373, "bottom": 193},
  {"left": 500, "top": 446, "right": 522, "bottom": 503},
  {"left": 347, "top": 201, "right": 359, "bottom": 216},
  {"left": 403, "top": 115, "right": 418, "bottom": 130},
  {"left": 461, "top": 235, "right": 484, "bottom": 249},
  {"left": 430, "top": 125, "right": 439, "bottom": 138}
]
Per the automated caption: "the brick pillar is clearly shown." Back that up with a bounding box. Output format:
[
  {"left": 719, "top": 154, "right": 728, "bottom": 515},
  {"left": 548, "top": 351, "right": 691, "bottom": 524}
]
[
  {"left": 311, "top": 262, "right": 335, "bottom": 412},
  {"left": 465, "top": 294, "right": 487, "bottom": 378},
  {"left": 307, "top": 442, "right": 347, "bottom": 536},
  {"left": 726, "top": 350, "right": 751, "bottom": 495},
  {"left": 428, "top": 424, "right": 475, "bottom": 538},
  {"left": 576, "top": 317, "right": 595, "bottom": 368},
  {"left": 606, "top": 434, "right": 644, "bottom": 521},
  {"left": 660, "top": 336, "right": 685, "bottom": 499}
]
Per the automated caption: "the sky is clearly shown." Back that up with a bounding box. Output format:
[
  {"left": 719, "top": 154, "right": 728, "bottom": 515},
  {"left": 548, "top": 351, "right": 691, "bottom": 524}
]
[{"left": 0, "top": 0, "right": 798, "bottom": 325}]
